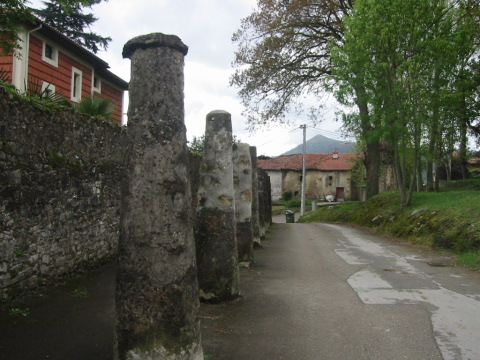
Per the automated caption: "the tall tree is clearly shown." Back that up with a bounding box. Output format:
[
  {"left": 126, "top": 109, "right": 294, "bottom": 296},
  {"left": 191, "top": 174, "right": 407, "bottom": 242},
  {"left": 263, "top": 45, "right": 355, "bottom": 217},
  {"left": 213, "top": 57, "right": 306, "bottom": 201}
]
[
  {"left": 0, "top": 0, "right": 33, "bottom": 55},
  {"left": 231, "top": 0, "right": 385, "bottom": 198},
  {"left": 33, "top": 0, "right": 110, "bottom": 53},
  {"left": 330, "top": 0, "right": 480, "bottom": 205},
  {"left": 231, "top": 0, "right": 352, "bottom": 130},
  {"left": 0, "top": 0, "right": 108, "bottom": 55}
]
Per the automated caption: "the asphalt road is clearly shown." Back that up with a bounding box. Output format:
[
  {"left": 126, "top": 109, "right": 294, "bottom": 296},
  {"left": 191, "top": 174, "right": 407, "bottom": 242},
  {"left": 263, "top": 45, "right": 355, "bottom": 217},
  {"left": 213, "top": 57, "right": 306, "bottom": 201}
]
[
  {"left": 201, "top": 220, "right": 480, "bottom": 360},
  {"left": 1, "top": 219, "right": 479, "bottom": 359}
]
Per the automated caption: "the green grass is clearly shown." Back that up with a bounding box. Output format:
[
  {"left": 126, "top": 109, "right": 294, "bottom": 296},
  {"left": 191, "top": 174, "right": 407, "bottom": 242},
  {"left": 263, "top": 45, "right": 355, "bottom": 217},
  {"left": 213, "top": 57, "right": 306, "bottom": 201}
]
[
  {"left": 298, "top": 180, "right": 480, "bottom": 265},
  {"left": 457, "top": 250, "right": 480, "bottom": 269},
  {"left": 272, "top": 199, "right": 307, "bottom": 215}
]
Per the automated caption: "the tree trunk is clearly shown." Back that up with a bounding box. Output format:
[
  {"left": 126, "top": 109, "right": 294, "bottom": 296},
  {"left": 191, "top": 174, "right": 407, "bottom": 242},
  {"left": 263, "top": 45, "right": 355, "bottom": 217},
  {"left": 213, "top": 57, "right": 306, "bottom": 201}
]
[
  {"left": 427, "top": 68, "right": 441, "bottom": 191},
  {"left": 459, "top": 93, "right": 469, "bottom": 180},
  {"left": 355, "top": 86, "right": 380, "bottom": 199},
  {"left": 365, "top": 141, "right": 381, "bottom": 199},
  {"left": 416, "top": 158, "right": 423, "bottom": 192}
]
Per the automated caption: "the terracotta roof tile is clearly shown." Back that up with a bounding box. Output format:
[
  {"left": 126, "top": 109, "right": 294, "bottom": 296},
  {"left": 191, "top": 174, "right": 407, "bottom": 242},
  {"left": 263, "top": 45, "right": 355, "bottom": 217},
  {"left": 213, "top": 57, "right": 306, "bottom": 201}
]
[{"left": 257, "top": 153, "right": 360, "bottom": 171}]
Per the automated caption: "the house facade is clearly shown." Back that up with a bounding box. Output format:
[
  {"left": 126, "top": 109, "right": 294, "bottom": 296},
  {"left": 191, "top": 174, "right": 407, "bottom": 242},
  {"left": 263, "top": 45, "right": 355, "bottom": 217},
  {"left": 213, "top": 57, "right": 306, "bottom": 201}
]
[
  {"left": 258, "top": 151, "right": 361, "bottom": 201},
  {"left": 0, "top": 18, "right": 128, "bottom": 124}
]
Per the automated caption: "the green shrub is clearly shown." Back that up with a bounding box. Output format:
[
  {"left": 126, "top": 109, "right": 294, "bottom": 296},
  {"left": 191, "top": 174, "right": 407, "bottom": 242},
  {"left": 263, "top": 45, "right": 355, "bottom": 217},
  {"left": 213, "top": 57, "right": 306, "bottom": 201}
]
[
  {"left": 286, "top": 199, "right": 301, "bottom": 208},
  {"left": 77, "top": 96, "right": 113, "bottom": 121},
  {"left": 282, "top": 191, "right": 293, "bottom": 201}
]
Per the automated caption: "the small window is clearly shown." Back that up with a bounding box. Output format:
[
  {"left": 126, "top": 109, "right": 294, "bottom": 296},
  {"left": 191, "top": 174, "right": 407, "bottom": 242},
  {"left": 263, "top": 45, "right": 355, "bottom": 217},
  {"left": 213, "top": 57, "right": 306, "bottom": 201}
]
[
  {"left": 42, "top": 42, "right": 58, "bottom": 67},
  {"left": 92, "top": 74, "right": 101, "bottom": 93},
  {"left": 325, "top": 176, "right": 333, "bottom": 187},
  {"left": 41, "top": 82, "right": 55, "bottom": 98},
  {"left": 45, "top": 44, "right": 53, "bottom": 59},
  {"left": 71, "top": 67, "right": 83, "bottom": 102}
]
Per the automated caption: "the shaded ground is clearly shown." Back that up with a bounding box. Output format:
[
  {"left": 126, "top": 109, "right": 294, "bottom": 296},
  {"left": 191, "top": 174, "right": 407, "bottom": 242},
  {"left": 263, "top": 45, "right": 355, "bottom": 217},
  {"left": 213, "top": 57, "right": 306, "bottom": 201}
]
[{"left": 0, "top": 264, "right": 115, "bottom": 360}]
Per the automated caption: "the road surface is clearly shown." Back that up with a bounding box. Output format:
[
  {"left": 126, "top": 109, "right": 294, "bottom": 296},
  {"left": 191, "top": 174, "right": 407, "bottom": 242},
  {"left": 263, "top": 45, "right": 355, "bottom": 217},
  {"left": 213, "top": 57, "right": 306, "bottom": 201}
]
[
  {"left": 1, "top": 220, "right": 479, "bottom": 359},
  {"left": 201, "top": 220, "right": 480, "bottom": 360}
]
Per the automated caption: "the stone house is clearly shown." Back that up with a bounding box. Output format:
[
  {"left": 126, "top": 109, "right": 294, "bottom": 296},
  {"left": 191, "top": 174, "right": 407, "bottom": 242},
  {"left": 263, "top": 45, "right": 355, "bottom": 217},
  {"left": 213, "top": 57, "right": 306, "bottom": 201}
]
[
  {"left": 0, "top": 17, "right": 128, "bottom": 124},
  {"left": 257, "top": 151, "right": 361, "bottom": 201}
]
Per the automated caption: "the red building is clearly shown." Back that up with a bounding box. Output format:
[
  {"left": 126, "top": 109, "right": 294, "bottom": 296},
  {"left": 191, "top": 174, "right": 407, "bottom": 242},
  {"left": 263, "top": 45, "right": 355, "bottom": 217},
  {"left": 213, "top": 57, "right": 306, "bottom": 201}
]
[{"left": 0, "top": 17, "right": 128, "bottom": 124}]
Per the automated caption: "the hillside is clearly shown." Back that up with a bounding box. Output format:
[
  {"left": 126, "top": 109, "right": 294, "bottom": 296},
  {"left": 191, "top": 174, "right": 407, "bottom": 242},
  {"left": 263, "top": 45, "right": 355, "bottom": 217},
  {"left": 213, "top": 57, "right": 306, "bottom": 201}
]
[{"left": 282, "top": 134, "right": 356, "bottom": 155}]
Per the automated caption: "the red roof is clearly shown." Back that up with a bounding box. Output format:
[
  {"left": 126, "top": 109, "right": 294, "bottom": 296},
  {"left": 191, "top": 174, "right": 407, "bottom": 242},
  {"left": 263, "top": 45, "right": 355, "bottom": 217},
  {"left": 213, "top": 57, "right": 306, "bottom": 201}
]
[{"left": 257, "top": 153, "right": 360, "bottom": 171}]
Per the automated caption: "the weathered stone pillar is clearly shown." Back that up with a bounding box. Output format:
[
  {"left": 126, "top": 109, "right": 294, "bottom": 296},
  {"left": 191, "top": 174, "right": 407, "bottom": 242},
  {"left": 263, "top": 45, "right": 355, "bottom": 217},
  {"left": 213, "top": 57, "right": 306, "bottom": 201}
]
[
  {"left": 195, "top": 110, "right": 239, "bottom": 302},
  {"left": 257, "top": 168, "right": 265, "bottom": 236},
  {"left": 262, "top": 172, "right": 272, "bottom": 228},
  {"left": 312, "top": 200, "right": 317, "bottom": 211},
  {"left": 250, "top": 146, "right": 261, "bottom": 247},
  {"left": 115, "top": 33, "right": 202, "bottom": 360},
  {"left": 233, "top": 142, "right": 254, "bottom": 265},
  {"left": 266, "top": 174, "right": 273, "bottom": 226}
]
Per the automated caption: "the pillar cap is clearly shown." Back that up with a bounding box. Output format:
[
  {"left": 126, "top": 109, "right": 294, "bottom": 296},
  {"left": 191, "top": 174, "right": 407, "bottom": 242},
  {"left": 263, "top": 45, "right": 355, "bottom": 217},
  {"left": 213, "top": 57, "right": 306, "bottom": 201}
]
[{"left": 123, "top": 33, "right": 188, "bottom": 58}]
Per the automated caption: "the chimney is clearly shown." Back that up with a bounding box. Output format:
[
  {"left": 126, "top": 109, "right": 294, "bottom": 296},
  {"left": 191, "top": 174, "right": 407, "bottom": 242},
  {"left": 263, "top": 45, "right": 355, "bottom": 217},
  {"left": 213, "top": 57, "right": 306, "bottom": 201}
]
[{"left": 332, "top": 149, "right": 339, "bottom": 159}]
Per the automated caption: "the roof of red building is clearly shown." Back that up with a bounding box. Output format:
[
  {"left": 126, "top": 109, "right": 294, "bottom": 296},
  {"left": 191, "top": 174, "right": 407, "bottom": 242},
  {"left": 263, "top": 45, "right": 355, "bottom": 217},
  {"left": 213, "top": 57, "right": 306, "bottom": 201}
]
[{"left": 257, "top": 153, "right": 360, "bottom": 171}]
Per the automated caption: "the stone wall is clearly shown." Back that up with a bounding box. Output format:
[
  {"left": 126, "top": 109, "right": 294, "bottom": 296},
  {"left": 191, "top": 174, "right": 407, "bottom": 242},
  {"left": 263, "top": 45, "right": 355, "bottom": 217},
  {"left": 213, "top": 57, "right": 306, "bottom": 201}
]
[
  {"left": 0, "top": 88, "right": 125, "bottom": 298},
  {"left": 0, "top": 85, "right": 274, "bottom": 301}
]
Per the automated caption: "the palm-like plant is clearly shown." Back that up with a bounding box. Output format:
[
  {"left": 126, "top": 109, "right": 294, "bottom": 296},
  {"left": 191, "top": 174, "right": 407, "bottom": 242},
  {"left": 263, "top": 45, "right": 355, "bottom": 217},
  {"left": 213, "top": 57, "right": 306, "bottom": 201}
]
[{"left": 76, "top": 96, "right": 113, "bottom": 121}]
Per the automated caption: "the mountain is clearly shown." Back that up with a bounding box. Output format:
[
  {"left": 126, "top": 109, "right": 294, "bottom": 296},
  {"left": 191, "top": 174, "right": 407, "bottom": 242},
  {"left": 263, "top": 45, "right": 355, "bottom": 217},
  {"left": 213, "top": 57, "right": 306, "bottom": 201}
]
[{"left": 282, "top": 134, "right": 356, "bottom": 155}]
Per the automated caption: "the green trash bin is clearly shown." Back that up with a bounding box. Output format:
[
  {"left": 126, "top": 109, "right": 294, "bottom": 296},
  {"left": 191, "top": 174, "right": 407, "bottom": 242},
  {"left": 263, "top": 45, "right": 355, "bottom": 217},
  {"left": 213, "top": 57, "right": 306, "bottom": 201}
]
[{"left": 285, "top": 210, "right": 295, "bottom": 223}]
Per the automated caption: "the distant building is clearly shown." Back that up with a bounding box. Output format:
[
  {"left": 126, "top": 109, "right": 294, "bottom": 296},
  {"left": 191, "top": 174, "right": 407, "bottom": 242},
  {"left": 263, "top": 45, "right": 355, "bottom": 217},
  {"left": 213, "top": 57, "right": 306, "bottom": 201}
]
[
  {"left": 0, "top": 17, "right": 128, "bottom": 124},
  {"left": 257, "top": 151, "right": 362, "bottom": 201}
]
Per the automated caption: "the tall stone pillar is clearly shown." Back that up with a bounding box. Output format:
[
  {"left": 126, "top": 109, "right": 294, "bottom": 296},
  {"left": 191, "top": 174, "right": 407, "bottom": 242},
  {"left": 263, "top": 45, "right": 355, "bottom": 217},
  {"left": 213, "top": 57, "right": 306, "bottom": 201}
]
[
  {"left": 266, "top": 174, "right": 273, "bottom": 226},
  {"left": 115, "top": 33, "right": 202, "bottom": 360},
  {"left": 195, "top": 110, "right": 239, "bottom": 302},
  {"left": 250, "top": 146, "right": 261, "bottom": 247},
  {"left": 232, "top": 142, "right": 253, "bottom": 265},
  {"left": 258, "top": 168, "right": 266, "bottom": 237}
]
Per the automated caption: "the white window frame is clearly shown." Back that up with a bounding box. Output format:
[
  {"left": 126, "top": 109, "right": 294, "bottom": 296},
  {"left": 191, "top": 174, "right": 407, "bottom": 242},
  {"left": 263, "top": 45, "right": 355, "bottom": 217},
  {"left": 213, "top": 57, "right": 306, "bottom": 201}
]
[
  {"left": 92, "top": 72, "right": 101, "bottom": 93},
  {"left": 71, "top": 67, "right": 83, "bottom": 103},
  {"left": 42, "top": 41, "right": 58, "bottom": 67},
  {"left": 41, "top": 81, "right": 55, "bottom": 97}
]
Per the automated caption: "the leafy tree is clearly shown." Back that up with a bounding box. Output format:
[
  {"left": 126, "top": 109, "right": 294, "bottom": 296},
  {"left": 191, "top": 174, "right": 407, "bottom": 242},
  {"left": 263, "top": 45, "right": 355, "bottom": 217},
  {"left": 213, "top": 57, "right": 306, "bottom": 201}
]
[
  {"left": 33, "top": 0, "right": 110, "bottom": 53},
  {"left": 231, "top": 0, "right": 352, "bottom": 130},
  {"left": 330, "top": 0, "right": 480, "bottom": 205},
  {"left": 187, "top": 134, "right": 241, "bottom": 156},
  {"left": 1, "top": 0, "right": 108, "bottom": 55},
  {"left": 188, "top": 135, "right": 205, "bottom": 155},
  {"left": 231, "top": 0, "right": 390, "bottom": 198},
  {"left": 0, "top": 0, "right": 34, "bottom": 55}
]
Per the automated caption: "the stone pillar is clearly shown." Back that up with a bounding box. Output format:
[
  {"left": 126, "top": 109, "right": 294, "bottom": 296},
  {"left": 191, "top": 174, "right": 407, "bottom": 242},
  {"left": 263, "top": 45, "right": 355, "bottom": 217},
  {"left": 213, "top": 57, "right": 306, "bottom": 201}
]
[
  {"left": 312, "top": 201, "right": 317, "bottom": 211},
  {"left": 250, "top": 146, "right": 261, "bottom": 247},
  {"left": 115, "top": 33, "right": 202, "bottom": 360},
  {"left": 195, "top": 110, "right": 239, "bottom": 302},
  {"left": 266, "top": 174, "right": 273, "bottom": 226},
  {"left": 258, "top": 168, "right": 266, "bottom": 237},
  {"left": 233, "top": 142, "right": 253, "bottom": 265}
]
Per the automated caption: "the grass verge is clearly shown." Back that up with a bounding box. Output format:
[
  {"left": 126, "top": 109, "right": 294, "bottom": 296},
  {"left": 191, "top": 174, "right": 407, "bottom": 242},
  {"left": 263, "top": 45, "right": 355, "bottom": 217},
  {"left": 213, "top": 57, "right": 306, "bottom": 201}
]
[{"left": 298, "top": 180, "right": 480, "bottom": 269}]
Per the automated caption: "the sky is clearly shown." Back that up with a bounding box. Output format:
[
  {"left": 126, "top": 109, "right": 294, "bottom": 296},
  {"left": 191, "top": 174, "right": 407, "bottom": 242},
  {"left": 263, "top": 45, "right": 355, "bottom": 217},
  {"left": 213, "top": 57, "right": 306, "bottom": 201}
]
[{"left": 29, "top": 0, "right": 350, "bottom": 156}]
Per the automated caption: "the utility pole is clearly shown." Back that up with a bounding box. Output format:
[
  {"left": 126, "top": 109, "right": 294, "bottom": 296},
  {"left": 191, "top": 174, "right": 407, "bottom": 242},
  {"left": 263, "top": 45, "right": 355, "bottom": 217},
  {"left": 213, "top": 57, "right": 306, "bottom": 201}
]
[{"left": 300, "top": 124, "right": 306, "bottom": 216}]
